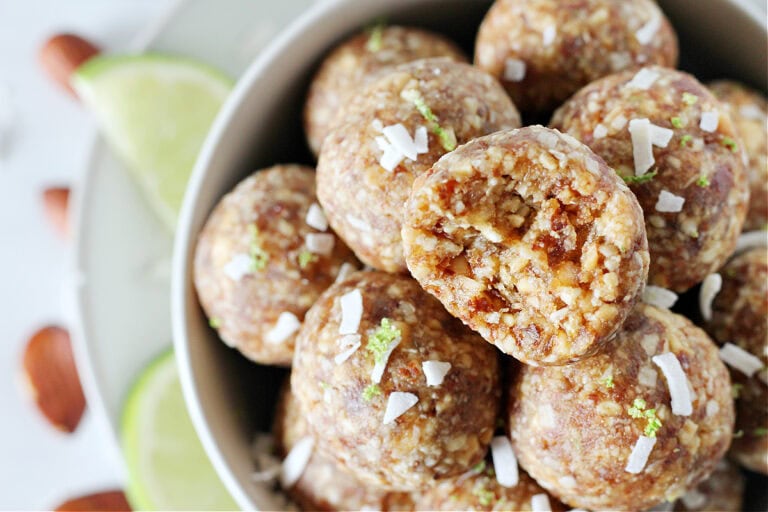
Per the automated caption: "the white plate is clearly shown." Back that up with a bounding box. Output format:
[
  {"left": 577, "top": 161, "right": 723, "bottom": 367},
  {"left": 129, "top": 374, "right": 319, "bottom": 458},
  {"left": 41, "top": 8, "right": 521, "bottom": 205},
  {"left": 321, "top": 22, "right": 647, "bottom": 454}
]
[{"left": 70, "top": 0, "right": 313, "bottom": 441}]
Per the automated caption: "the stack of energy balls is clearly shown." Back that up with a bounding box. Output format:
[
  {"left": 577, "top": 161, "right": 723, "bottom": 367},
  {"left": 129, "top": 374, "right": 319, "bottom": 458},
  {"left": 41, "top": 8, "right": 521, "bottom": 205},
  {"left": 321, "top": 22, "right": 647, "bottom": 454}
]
[{"left": 193, "top": 0, "right": 767, "bottom": 510}]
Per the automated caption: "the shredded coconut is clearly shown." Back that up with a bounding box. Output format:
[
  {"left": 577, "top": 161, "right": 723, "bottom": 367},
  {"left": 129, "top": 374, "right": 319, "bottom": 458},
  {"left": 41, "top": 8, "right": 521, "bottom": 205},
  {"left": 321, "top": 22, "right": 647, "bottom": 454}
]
[
  {"left": 334, "top": 262, "right": 357, "bottom": 283},
  {"left": 593, "top": 124, "right": 608, "bottom": 139},
  {"left": 280, "top": 436, "right": 314, "bottom": 488},
  {"left": 638, "top": 366, "right": 658, "bottom": 387},
  {"left": 629, "top": 118, "right": 654, "bottom": 175},
  {"left": 413, "top": 125, "right": 428, "bottom": 154},
  {"left": 383, "top": 123, "right": 419, "bottom": 161},
  {"left": 338, "top": 289, "right": 363, "bottom": 334},
  {"left": 371, "top": 338, "right": 401, "bottom": 384},
  {"left": 223, "top": 253, "right": 252, "bottom": 281},
  {"left": 266, "top": 312, "right": 301, "bottom": 344},
  {"left": 699, "top": 111, "right": 719, "bottom": 132},
  {"left": 382, "top": 392, "right": 418, "bottom": 424},
  {"left": 422, "top": 361, "right": 451, "bottom": 386},
  {"left": 642, "top": 285, "right": 678, "bottom": 309},
  {"left": 653, "top": 352, "right": 693, "bottom": 416},
  {"left": 305, "top": 203, "right": 328, "bottom": 231},
  {"left": 490, "top": 436, "right": 519, "bottom": 488},
  {"left": 626, "top": 68, "right": 660, "bottom": 90},
  {"left": 379, "top": 143, "right": 404, "bottom": 171},
  {"left": 649, "top": 124, "right": 673, "bottom": 148},
  {"left": 625, "top": 435, "right": 656, "bottom": 474},
  {"left": 739, "top": 104, "right": 764, "bottom": 120},
  {"left": 719, "top": 343, "right": 764, "bottom": 377},
  {"left": 504, "top": 58, "right": 526, "bottom": 82},
  {"left": 334, "top": 334, "right": 362, "bottom": 364},
  {"left": 655, "top": 190, "right": 685, "bottom": 212},
  {"left": 635, "top": 15, "right": 661, "bottom": 45},
  {"left": 542, "top": 25, "right": 556, "bottom": 46},
  {"left": 531, "top": 493, "right": 552, "bottom": 512},
  {"left": 306, "top": 233, "right": 335, "bottom": 256},
  {"left": 698, "top": 273, "right": 722, "bottom": 321},
  {"left": 735, "top": 230, "right": 768, "bottom": 254}
]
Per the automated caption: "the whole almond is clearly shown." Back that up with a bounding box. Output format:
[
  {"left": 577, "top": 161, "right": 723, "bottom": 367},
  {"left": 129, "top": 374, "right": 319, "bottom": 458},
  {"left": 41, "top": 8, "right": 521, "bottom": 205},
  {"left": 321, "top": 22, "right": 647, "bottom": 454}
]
[
  {"left": 42, "top": 186, "right": 70, "bottom": 239},
  {"left": 39, "top": 34, "right": 100, "bottom": 97},
  {"left": 55, "top": 490, "right": 131, "bottom": 511},
  {"left": 21, "top": 326, "right": 86, "bottom": 433}
]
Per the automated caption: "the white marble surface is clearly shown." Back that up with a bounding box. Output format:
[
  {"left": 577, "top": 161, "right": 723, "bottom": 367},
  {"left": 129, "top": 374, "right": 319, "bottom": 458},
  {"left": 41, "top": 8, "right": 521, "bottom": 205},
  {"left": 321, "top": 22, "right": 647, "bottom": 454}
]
[{"left": 0, "top": 1, "right": 172, "bottom": 508}]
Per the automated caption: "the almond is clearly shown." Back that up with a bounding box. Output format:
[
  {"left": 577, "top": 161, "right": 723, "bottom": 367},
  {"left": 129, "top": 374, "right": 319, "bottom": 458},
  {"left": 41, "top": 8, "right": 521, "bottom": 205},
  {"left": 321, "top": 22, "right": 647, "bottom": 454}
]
[
  {"left": 42, "top": 186, "right": 70, "bottom": 239},
  {"left": 21, "top": 326, "right": 85, "bottom": 433},
  {"left": 39, "top": 34, "right": 100, "bottom": 97},
  {"left": 54, "top": 490, "right": 131, "bottom": 511}
]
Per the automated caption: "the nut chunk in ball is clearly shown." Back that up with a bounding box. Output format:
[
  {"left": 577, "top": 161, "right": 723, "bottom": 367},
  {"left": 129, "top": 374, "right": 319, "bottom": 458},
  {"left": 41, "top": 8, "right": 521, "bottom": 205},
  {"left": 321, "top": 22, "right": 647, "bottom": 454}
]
[
  {"left": 194, "top": 165, "right": 358, "bottom": 366},
  {"left": 551, "top": 66, "right": 749, "bottom": 292},
  {"left": 507, "top": 304, "right": 734, "bottom": 511},
  {"left": 317, "top": 58, "right": 521, "bottom": 273},
  {"left": 474, "top": 0, "right": 678, "bottom": 114},
  {"left": 291, "top": 271, "right": 500, "bottom": 491},
  {"left": 303, "top": 25, "right": 467, "bottom": 156},
  {"left": 402, "top": 126, "right": 649, "bottom": 366}
]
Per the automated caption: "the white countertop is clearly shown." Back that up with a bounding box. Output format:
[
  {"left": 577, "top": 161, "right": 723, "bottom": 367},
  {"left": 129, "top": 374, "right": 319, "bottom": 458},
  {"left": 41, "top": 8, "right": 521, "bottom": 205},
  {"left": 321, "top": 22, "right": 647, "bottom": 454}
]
[{"left": 0, "top": 1, "right": 172, "bottom": 508}]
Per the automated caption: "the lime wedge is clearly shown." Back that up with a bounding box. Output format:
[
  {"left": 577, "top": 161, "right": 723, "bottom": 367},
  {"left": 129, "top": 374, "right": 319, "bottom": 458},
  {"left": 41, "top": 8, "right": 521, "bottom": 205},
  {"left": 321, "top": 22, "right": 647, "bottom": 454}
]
[
  {"left": 121, "top": 349, "right": 238, "bottom": 510},
  {"left": 72, "top": 55, "right": 233, "bottom": 230}
]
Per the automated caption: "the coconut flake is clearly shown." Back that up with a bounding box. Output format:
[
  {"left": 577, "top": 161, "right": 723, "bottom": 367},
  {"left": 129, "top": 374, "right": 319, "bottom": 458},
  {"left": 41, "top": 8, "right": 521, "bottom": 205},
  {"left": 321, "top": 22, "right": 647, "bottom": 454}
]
[
  {"left": 334, "top": 334, "right": 362, "bottom": 364},
  {"left": 652, "top": 352, "right": 693, "bottom": 416},
  {"left": 531, "top": 493, "right": 552, "bottom": 512},
  {"left": 414, "top": 125, "right": 428, "bottom": 154},
  {"left": 371, "top": 337, "right": 401, "bottom": 384},
  {"left": 490, "top": 436, "right": 519, "bottom": 488},
  {"left": 719, "top": 343, "right": 764, "bottom": 377},
  {"left": 739, "top": 104, "right": 764, "bottom": 120},
  {"left": 306, "top": 233, "right": 335, "bottom": 256},
  {"left": 635, "top": 15, "right": 661, "bottom": 45},
  {"left": 223, "top": 253, "right": 252, "bottom": 281},
  {"left": 735, "top": 230, "right": 768, "bottom": 254},
  {"left": 593, "top": 124, "right": 608, "bottom": 139},
  {"left": 542, "top": 25, "right": 556, "bottom": 46},
  {"left": 699, "top": 110, "right": 719, "bottom": 132},
  {"left": 629, "top": 118, "right": 654, "bottom": 175},
  {"left": 625, "top": 435, "right": 656, "bottom": 474},
  {"left": 379, "top": 143, "right": 404, "bottom": 171},
  {"left": 305, "top": 203, "right": 328, "bottom": 231},
  {"left": 611, "top": 114, "right": 628, "bottom": 130},
  {"left": 383, "top": 392, "right": 418, "bottom": 424},
  {"left": 422, "top": 361, "right": 451, "bottom": 386},
  {"left": 371, "top": 118, "right": 384, "bottom": 132},
  {"left": 339, "top": 289, "right": 363, "bottom": 335},
  {"left": 642, "top": 285, "right": 678, "bottom": 309},
  {"left": 266, "top": 312, "right": 301, "bottom": 345},
  {"left": 649, "top": 124, "right": 673, "bottom": 148},
  {"left": 698, "top": 273, "right": 722, "bottom": 321},
  {"left": 335, "top": 262, "right": 357, "bottom": 283},
  {"left": 280, "top": 436, "right": 314, "bottom": 488},
  {"left": 655, "top": 190, "right": 685, "bottom": 213},
  {"left": 504, "top": 58, "right": 526, "bottom": 82},
  {"left": 626, "top": 68, "right": 660, "bottom": 90},
  {"left": 638, "top": 366, "right": 658, "bottom": 387},
  {"left": 383, "top": 123, "right": 419, "bottom": 161}
]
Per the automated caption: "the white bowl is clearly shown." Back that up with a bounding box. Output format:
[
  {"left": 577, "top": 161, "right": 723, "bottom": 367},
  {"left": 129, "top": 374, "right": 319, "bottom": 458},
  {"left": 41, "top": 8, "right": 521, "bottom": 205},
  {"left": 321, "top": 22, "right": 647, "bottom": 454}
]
[{"left": 172, "top": 0, "right": 767, "bottom": 509}]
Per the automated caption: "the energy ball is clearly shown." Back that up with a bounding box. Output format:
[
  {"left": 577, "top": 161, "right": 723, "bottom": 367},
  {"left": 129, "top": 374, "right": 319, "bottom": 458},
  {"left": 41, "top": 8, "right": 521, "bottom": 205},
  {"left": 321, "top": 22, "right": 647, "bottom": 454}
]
[
  {"left": 507, "top": 304, "right": 734, "bottom": 511},
  {"left": 709, "top": 80, "right": 768, "bottom": 231},
  {"left": 402, "top": 126, "right": 649, "bottom": 366},
  {"left": 291, "top": 271, "right": 501, "bottom": 491},
  {"left": 317, "top": 58, "right": 521, "bottom": 273},
  {"left": 303, "top": 25, "right": 467, "bottom": 156},
  {"left": 194, "top": 165, "right": 358, "bottom": 366},
  {"left": 272, "top": 382, "right": 413, "bottom": 511},
  {"left": 413, "top": 460, "right": 566, "bottom": 511},
  {"left": 673, "top": 459, "right": 744, "bottom": 512},
  {"left": 474, "top": 0, "right": 678, "bottom": 114},
  {"left": 704, "top": 246, "right": 768, "bottom": 475},
  {"left": 551, "top": 66, "right": 750, "bottom": 292}
]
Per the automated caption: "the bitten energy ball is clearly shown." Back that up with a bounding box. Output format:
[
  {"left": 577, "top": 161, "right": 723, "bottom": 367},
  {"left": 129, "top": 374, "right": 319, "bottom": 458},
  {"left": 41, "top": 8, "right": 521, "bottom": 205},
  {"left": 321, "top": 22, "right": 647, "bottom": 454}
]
[
  {"left": 194, "top": 165, "right": 358, "bottom": 366},
  {"left": 507, "top": 304, "right": 734, "bottom": 511},
  {"left": 303, "top": 25, "right": 467, "bottom": 156},
  {"left": 673, "top": 459, "right": 744, "bottom": 512},
  {"left": 317, "top": 58, "right": 521, "bottom": 272},
  {"left": 474, "top": 0, "right": 678, "bottom": 114},
  {"left": 291, "top": 271, "right": 500, "bottom": 490},
  {"left": 705, "top": 246, "right": 768, "bottom": 475},
  {"left": 552, "top": 66, "right": 749, "bottom": 292},
  {"left": 272, "top": 382, "right": 413, "bottom": 511},
  {"left": 413, "top": 460, "right": 565, "bottom": 511},
  {"left": 402, "top": 126, "right": 649, "bottom": 366},
  {"left": 709, "top": 80, "right": 768, "bottom": 231}
]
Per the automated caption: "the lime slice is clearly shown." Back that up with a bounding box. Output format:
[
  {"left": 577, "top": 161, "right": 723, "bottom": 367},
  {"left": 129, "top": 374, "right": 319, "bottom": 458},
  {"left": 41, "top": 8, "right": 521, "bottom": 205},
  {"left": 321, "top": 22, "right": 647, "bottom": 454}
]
[
  {"left": 121, "top": 349, "right": 238, "bottom": 510},
  {"left": 72, "top": 55, "right": 233, "bottom": 230}
]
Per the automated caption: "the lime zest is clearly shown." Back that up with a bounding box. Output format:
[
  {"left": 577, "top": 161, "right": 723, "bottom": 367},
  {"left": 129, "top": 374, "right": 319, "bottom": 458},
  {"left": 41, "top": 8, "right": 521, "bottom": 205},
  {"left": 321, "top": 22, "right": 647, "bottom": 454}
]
[
  {"left": 628, "top": 397, "right": 647, "bottom": 418},
  {"left": 248, "top": 224, "right": 269, "bottom": 271},
  {"left": 362, "top": 383, "right": 381, "bottom": 401},
  {"left": 670, "top": 116, "right": 684, "bottom": 128},
  {"left": 402, "top": 88, "right": 457, "bottom": 151},
  {"left": 682, "top": 92, "right": 698, "bottom": 106},
  {"left": 208, "top": 317, "right": 221, "bottom": 329},
  {"left": 733, "top": 429, "right": 744, "bottom": 438},
  {"left": 628, "top": 397, "right": 662, "bottom": 438},
  {"left": 473, "top": 487, "right": 495, "bottom": 507},
  {"left": 471, "top": 460, "right": 487, "bottom": 473},
  {"left": 753, "top": 427, "right": 768, "bottom": 437},
  {"left": 601, "top": 376, "right": 615, "bottom": 389},
  {"left": 298, "top": 250, "right": 318, "bottom": 269},
  {"left": 696, "top": 175, "right": 711, "bottom": 187},
  {"left": 366, "top": 22, "right": 385, "bottom": 52},
  {"left": 366, "top": 318, "right": 401, "bottom": 364},
  {"left": 680, "top": 134, "right": 693, "bottom": 147},
  {"left": 722, "top": 136, "right": 738, "bottom": 152},
  {"left": 622, "top": 169, "right": 657, "bottom": 184},
  {"left": 731, "top": 383, "right": 743, "bottom": 399}
]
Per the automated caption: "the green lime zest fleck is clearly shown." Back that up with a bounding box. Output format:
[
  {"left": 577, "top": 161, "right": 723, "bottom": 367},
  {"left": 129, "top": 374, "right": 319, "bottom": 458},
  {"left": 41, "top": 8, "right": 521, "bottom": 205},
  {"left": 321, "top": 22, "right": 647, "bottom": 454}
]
[
  {"left": 680, "top": 134, "right": 693, "bottom": 147},
  {"left": 319, "top": 381, "right": 330, "bottom": 391},
  {"left": 248, "top": 224, "right": 269, "bottom": 271},
  {"left": 643, "top": 409, "right": 662, "bottom": 438},
  {"left": 601, "top": 376, "right": 615, "bottom": 389},
  {"left": 682, "top": 92, "right": 698, "bottom": 106},
  {"left": 622, "top": 169, "right": 657, "bottom": 184},
  {"left": 208, "top": 317, "right": 221, "bottom": 329},
  {"left": 754, "top": 427, "right": 768, "bottom": 437},
  {"left": 366, "top": 317, "right": 401, "bottom": 363},
  {"left": 696, "top": 175, "right": 710, "bottom": 187},
  {"left": 670, "top": 116, "right": 684, "bottom": 128},
  {"left": 733, "top": 429, "right": 744, "bottom": 439},
  {"left": 471, "top": 460, "right": 486, "bottom": 473},
  {"left": 362, "top": 383, "right": 381, "bottom": 401},
  {"left": 298, "top": 250, "right": 318, "bottom": 269},
  {"left": 731, "top": 383, "right": 743, "bottom": 399},
  {"left": 402, "top": 88, "right": 457, "bottom": 151},
  {"left": 722, "top": 136, "right": 738, "bottom": 152},
  {"left": 473, "top": 487, "right": 495, "bottom": 507},
  {"left": 366, "top": 22, "right": 385, "bottom": 52},
  {"left": 628, "top": 397, "right": 647, "bottom": 418}
]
